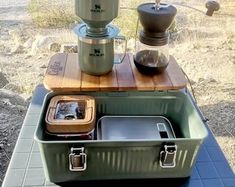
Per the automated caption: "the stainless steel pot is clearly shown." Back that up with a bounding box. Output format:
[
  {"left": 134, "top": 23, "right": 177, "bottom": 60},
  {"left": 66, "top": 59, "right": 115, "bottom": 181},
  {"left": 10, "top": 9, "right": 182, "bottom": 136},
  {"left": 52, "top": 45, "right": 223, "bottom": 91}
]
[{"left": 75, "top": 0, "right": 120, "bottom": 29}]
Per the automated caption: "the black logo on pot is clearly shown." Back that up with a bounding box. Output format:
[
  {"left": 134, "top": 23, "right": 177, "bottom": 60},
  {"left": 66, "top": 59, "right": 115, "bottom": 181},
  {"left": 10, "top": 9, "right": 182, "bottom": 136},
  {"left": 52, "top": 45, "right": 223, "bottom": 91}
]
[
  {"left": 89, "top": 49, "right": 104, "bottom": 57},
  {"left": 95, "top": 4, "right": 101, "bottom": 9},
  {"left": 91, "top": 4, "right": 104, "bottom": 13}
]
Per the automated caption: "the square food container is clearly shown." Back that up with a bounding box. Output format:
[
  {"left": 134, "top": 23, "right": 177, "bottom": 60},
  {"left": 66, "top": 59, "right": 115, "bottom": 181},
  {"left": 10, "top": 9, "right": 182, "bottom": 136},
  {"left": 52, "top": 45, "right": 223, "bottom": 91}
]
[
  {"left": 97, "top": 116, "right": 176, "bottom": 140},
  {"left": 45, "top": 95, "right": 96, "bottom": 134}
]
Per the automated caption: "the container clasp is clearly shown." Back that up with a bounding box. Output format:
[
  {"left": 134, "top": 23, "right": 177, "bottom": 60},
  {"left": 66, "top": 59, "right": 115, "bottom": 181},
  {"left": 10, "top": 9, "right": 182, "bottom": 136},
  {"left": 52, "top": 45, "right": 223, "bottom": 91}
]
[
  {"left": 69, "top": 147, "right": 87, "bottom": 172},
  {"left": 160, "top": 144, "right": 177, "bottom": 168}
]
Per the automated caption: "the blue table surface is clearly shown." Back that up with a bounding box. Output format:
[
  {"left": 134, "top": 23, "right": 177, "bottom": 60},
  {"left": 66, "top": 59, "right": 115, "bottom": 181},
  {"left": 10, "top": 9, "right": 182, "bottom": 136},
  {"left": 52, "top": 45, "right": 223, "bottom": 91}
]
[{"left": 2, "top": 85, "right": 235, "bottom": 187}]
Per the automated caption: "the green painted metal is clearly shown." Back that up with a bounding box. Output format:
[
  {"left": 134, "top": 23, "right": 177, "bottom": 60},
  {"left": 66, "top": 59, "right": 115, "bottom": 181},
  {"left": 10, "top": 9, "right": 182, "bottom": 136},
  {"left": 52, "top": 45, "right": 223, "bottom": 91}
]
[
  {"left": 78, "top": 40, "right": 115, "bottom": 75},
  {"left": 34, "top": 91, "right": 208, "bottom": 183},
  {"left": 75, "top": 0, "right": 120, "bottom": 29}
]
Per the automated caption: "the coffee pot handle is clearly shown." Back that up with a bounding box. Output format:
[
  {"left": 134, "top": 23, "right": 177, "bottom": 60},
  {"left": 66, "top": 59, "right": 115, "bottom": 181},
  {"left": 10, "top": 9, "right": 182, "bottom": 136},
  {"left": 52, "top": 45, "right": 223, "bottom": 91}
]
[{"left": 114, "top": 35, "right": 127, "bottom": 64}]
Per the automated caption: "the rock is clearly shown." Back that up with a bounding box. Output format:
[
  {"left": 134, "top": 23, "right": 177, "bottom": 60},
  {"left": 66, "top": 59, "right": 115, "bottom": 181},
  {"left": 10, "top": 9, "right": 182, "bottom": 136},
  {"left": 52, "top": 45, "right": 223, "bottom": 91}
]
[
  {"left": 208, "top": 78, "right": 217, "bottom": 83},
  {"left": 8, "top": 31, "right": 17, "bottom": 41},
  {"left": 3, "top": 83, "right": 22, "bottom": 94},
  {"left": 198, "top": 78, "right": 205, "bottom": 83},
  {"left": 127, "top": 38, "right": 135, "bottom": 52},
  {"left": 20, "top": 93, "right": 32, "bottom": 102},
  {"left": 23, "top": 38, "right": 34, "bottom": 49},
  {"left": 24, "top": 54, "right": 32, "bottom": 59},
  {"left": 39, "top": 73, "right": 44, "bottom": 77},
  {"left": 0, "top": 72, "right": 9, "bottom": 88},
  {"left": 0, "top": 35, "right": 9, "bottom": 41},
  {"left": 2, "top": 98, "right": 11, "bottom": 106},
  {"left": 10, "top": 44, "right": 25, "bottom": 54},
  {"left": 40, "top": 64, "right": 47, "bottom": 69},
  {"left": 0, "top": 89, "right": 26, "bottom": 106},
  {"left": 60, "top": 43, "right": 78, "bottom": 53},
  {"left": 31, "top": 35, "right": 57, "bottom": 54},
  {"left": 49, "top": 42, "right": 61, "bottom": 52},
  {"left": 9, "top": 29, "right": 28, "bottom": 44},
  {"left": 0, "top": 44, "right": 5, "bottom": 52},
  {"left": 14, "top": 105, "right": 27, "bottom": 114},
  {"left": 198, "top": 76, "right": 217, "bottom": 84},
  {"left": 200, "top": 48, "right": 209, "bottom": 53},
  {"left": 189, "top": 79, "right": 196, "bottom": 85},
  {"left": 204, "top": 74, "right": 217, "bottom": 83}
]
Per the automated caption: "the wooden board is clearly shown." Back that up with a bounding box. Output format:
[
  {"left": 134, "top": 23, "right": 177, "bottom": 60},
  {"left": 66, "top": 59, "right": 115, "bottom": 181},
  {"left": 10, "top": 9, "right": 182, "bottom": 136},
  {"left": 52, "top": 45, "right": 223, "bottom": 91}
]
[
  {"left": 43, "top": 53, "right": 187, "bottom": 92},
  {"left": 115, "top": 54, "right": 136, "bottom": 91}
]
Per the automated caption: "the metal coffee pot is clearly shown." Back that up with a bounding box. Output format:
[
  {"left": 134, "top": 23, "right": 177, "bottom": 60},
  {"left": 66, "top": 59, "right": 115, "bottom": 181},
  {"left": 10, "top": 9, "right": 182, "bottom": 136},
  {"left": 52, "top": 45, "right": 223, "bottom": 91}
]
[
  {"left": 74, "top": 0, "right": 126, "bottom": 76},
  {"left": 75, "top": 0, "right": 120, "bottom": 36}
]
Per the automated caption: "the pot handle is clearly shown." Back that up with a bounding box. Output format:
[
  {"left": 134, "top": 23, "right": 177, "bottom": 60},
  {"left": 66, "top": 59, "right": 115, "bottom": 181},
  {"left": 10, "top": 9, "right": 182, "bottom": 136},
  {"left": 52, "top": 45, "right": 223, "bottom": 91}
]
[{"left": 114, "top": 35, "right": 127, "bottom": 64}]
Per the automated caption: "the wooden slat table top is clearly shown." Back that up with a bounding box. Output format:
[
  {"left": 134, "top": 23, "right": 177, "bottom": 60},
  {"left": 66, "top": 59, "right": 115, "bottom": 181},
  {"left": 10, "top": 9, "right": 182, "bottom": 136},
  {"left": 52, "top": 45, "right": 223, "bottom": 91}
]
[{"left": 43, "top": 53, "right": 187, "bottom": 92}]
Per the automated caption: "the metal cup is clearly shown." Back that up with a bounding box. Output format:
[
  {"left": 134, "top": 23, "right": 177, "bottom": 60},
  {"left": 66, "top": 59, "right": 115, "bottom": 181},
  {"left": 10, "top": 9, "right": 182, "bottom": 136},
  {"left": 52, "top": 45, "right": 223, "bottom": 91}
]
[{"left": 78, "top": 36, "right": 126, "bottom": 76}]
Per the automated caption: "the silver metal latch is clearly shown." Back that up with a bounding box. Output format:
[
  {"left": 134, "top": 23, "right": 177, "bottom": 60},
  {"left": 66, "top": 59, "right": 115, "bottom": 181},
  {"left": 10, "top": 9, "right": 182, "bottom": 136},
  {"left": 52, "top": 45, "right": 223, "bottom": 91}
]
[
  {"left": 69, "top": 147, "right": 87, "bottom": 172},
  {"left": 160, "top": 144, "right": 177, "bottom": 168}
]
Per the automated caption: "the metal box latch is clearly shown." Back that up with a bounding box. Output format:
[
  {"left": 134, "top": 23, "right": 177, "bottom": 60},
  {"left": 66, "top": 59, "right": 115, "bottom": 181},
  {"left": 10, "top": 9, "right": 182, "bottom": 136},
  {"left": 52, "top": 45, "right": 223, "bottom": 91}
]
[
  {"left": 69, "top": 147, "right": 87, "bottom": 172},
  {"left": 160, "top": 144, "right": 177, "bottom": 168}
]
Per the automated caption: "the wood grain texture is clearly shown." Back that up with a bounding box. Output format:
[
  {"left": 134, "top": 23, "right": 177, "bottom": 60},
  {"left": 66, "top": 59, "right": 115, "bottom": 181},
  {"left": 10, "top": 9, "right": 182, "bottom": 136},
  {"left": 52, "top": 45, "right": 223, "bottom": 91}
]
[
  {"left": 100, "top": 69, "right": 118, "bottom": 91},
  {"left": 153, "top": 68, "right": 173, "bottom": 90},
  {"left": 115, "top": 54, "right": 137, "bottom": 91},
  {"left": 61, "top": 53, "right": 81, "bottom": 91},
  {"left": 43, "top": 53, "right": 67, "bottom": 91},
  {"left": 43, "top": 53, "right": 187, "bottom": 92},
  {"left": 129, "top": 54, "right": 155, "bottom": 91},
  {"left": 167, "top": 56, "right": 188, "bottom": 89},
  {"left": 81, "top": 73, "right": 100, "bottom": 91}
]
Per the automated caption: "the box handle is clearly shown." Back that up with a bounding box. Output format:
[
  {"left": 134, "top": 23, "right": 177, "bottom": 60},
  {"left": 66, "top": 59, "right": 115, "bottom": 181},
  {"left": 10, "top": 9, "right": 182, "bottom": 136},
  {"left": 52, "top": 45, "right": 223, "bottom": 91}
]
[
  {"left": 69, "top": 147, "right": 87, "bottom": 172},
  {"left": 160, "top": 143, "right": 177, "bottom": 168}
]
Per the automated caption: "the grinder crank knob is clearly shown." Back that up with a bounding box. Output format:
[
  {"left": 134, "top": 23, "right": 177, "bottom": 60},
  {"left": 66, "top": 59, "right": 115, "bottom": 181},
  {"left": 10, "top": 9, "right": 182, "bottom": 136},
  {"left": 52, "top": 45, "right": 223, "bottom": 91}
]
[
  {"left": 154, "top": 0, "right": 161, "bottom": 10},
  {"left": 205, "top": 0, "right": 220, "bottom": 16}
]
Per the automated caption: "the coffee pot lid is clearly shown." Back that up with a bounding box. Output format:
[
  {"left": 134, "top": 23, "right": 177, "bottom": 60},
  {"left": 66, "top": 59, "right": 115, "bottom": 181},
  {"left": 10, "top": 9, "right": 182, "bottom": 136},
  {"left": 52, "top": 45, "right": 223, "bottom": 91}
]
[
  {"left": 74, "top": 24, "right": 120, "bottom": 40},
  {"left": 137, "top": 3, "right": 177, "bottom": 34}
]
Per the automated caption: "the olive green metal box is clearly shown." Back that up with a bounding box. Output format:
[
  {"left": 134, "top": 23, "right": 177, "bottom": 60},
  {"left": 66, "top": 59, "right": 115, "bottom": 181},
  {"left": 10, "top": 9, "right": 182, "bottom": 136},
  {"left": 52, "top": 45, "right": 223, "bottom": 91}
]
[{"left": 34, "top": 91, "right": 208, "bottom": 183}]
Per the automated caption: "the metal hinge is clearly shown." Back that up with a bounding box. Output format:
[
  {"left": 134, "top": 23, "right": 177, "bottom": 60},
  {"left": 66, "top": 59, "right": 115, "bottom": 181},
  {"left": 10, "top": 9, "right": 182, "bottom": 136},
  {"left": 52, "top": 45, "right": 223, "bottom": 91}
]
[
  {"left": 160, "top": 144, "right": 177, "bottom": 168},
  {"left": 69, "top": 147, "right": 87, "bottom": 172}
]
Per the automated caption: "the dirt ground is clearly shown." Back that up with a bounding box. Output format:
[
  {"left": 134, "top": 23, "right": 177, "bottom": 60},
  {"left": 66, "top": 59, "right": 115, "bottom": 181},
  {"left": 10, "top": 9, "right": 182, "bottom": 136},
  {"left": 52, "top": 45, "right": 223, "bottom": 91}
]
[{"left": 0, "top": 0, "right": 235, "bottom": 185}]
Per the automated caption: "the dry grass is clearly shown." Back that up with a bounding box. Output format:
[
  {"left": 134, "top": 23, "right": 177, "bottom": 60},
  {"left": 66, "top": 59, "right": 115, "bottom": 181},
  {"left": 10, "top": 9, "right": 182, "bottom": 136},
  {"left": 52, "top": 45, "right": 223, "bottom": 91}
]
[
  {"left": 28, "top": 0, "right": 80, "bottom": 28},
  {"left": 28, "top": 0, "right": 177, "bottom": 38},
  {"left": 167, "top": 0, "right": 235, "bottom": 49},
  {"left": 27, "top": 0, "right": 235, "bottom": 41}
]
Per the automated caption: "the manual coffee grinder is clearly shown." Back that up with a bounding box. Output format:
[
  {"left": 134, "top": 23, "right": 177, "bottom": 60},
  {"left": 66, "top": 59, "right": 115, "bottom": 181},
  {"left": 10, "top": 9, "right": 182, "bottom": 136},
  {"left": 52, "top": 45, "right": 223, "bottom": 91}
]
[
  {"left": 74, "top": 0, "right": 126, "bottom": 76},
  {"left": 134, "top": 0, "right": 177, "bottom": 75}
]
